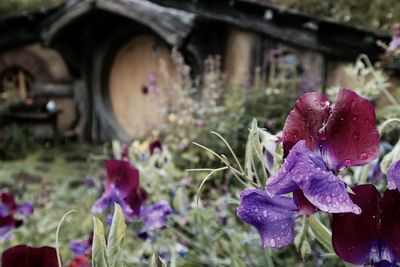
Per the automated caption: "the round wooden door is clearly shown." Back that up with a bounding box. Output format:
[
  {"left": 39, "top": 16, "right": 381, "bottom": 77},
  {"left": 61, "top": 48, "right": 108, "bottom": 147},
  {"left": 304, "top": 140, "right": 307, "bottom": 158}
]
[{"left": 109, "top": 35, "right": 178, "bottom": 138}]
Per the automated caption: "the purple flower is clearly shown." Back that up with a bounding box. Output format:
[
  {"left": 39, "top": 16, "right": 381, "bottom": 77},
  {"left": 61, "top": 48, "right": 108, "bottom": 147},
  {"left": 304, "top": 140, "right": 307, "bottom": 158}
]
[
  {"left": 266, "top": 89, "right": 379, "bottom": 214},
  {"left": 237, "top": 189, "right": 298, "bottom": 248},
  {"left": 332, "top": 184, "right": 400, "bottom": 266},
  {"left": 0, "top": 192, "right": 33, "bottom": 238},
  {"left": 387, "top": 159, "right": 400, "bottom": 191},
  {"left": 1, "top": 244, "right": 58, "bottom": 267},
  {"left": 91, "top": 160, "right": 147, "bottom": 221},
  {"left": 70, "top": 240, "right": 91, "bottom": 257},
  {"left": 140, "top": 201, "right": 172, "bottom": 230}
]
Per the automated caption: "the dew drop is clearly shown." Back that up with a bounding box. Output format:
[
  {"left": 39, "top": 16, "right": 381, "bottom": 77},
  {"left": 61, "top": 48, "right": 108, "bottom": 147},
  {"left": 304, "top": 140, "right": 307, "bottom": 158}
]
[
  {"left": 352, "top": 115, "right": 358, "bottom": 121},
  {"left": 359, "top": 153, "right": 368, "bottom": 160},
  {"left": 353, "top": 133, "right": 359, "bottom": 139},
  {"left": 320, "top": 101, "right": 329, "bottom": 107},
  {"left": 293, "top": 134, "right": 298, "bottom": 139},
  {"left": 344, "top": 159, "right": 352, "bottom": 167},
  {"left": 350, "top": 100, "right": 356, "bottom": 108},
  {"left": 270, "top": 239, "right": 276, "bottom": 247},
  {"left": 340, "top": 117, "right": 345, "bottom": 123}
]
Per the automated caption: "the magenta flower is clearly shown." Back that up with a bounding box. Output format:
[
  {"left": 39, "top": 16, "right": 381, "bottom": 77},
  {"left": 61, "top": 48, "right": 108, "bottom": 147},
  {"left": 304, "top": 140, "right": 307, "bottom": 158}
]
[
  {"left": 332, "top": 184, "right": 400, "bottom": 266},
  {"left": 91, "top": 160, "right": 147, "bottom": 221},
  {"left": 0, "top": 192, "right": 33, "bottom": 239},
  {"left": 267, "top": 88, "right": 379, "bottom": 214},
  {"left": 1, "top": 244, "right": 58, "bottom": 267}
]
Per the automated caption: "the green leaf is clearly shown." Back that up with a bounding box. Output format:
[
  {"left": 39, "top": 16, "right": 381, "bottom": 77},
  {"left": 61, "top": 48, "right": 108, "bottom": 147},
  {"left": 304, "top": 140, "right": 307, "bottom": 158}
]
[
  {"left": 112, "top": 140, "right": 122, "bottom": 160},
  {"left": 92, "top": 217, "right": 108, "bottom": 267},
  {"left": 150, "top": 252, "right": 168, "bottom": 267},
  {"left": 300, "top": 239, "right": 311, "bottom": 260},
  {"left": 309, "top": 215, "right": 334, "bottom": 253},
  {"left": 107, "top": 204, "right": 127, "bottom": 267}
]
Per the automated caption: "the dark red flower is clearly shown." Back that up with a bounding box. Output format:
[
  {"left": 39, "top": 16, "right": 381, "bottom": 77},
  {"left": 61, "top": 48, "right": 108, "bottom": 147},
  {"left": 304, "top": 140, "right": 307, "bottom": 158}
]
[
  {"left": 91, "top": 160, "right": 146, "bottom": 220},
  {"left": 332, "top": 184, "right": 400, "bottom": 266},
  {"left": 149, "top": 140, "right": 163, "bottom": 155},
  {"left": 267, "top": 89, "right": 379, "bottom": 214},
  {"left": 0, "top": 192, "right": 33, "bottom": 238},
  {"left": 1, "top": 244, "right": 58, "bottom": 267}
]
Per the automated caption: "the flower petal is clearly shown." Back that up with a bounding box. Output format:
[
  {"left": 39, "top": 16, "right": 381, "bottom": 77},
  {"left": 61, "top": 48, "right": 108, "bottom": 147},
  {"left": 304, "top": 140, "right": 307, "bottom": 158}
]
[
  {"left": 16, "top": 202, "right": 34, "bottom": 216},
  {"left": 237, "top": 189, "right": 298, "bottom": 248},
  {"left": 140, "top": 200, "right": 173, "bottom": 230},
  {"left": 381, "top": 189, "right": 400, "bottom": 262},
  {"left": 325, "top": 88, "right": 379, "bottom": 170},
  {"left": 332, "top": 184, "right": 381, "bottom": 265},
  {"left": 124, "top": 188, "right": 147, "bottom": 220},
  {"left": 1, "top": 192, "right": 17, "bottom": 211},
  {"left": 105, "top": 160, "right": 139, "bottom": 197},
  {"left": 268, "top": 141, "right": 360, "bottom": 214},
  {"left": 1, "top": 244, "right": 58, "bottom": 267},
  {"left": 70, "top": 240, "right": 91, "bottom": 257},
  {"left": 292, "top": 190, "right": 317, "bottom": 216},
  {"left": 282, "top": 92, "right": 330, "bottom": 157},
  {"left": 387, "top": 160, "right": 400, "bottom": 191}
]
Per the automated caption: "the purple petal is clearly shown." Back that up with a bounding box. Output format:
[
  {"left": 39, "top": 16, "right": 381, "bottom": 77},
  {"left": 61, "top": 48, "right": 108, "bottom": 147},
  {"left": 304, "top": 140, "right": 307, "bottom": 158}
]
[
  {"left": 237, "top": 189, "right": 298, "bottom": 248},
  {"left": 0, "top": 227, "right": 13, "bottom": 240},
  {"left": 282, "top": 92, "right": 330, "bottom": 157},
  {"left": 325, "top": 88, "right": 379, "bottom": 170},
  {"left": 387, "top": 160, "right": 400, "bottom": 191},
  {"left": 0, "top": 204, "right": 10, "bottom": 217},
  {"left": 70, "top": 240, "right": 90, "bottom": 257},
  {"left": 91, "top": 191, "right": 113, "bottom": 214},
  {"left": 292, "top": 142, "right": 361, "bottom": 214},
  {"left": 1, "top": 244, "right": 59, "bottom": 267},
  {"left": 382, "top": 189, "right": 400, "bottom": 262},
  {"left": 91, "top": 190, "right": 133, "bottom": 219},
  {"left": 268, "top": 141, "right": 361, "bottom": 214},
  {"left": 140, "top": 201, "right": 173, "bottom": 230},
  {"left": 16, "top": 202, "right": 34, "bottom": 216},
  {"left": 105, "top": 160, "right": 139, "bottom": 197},
  {"left": 332, "top": 185, "right": 381, "bottom": 265}
]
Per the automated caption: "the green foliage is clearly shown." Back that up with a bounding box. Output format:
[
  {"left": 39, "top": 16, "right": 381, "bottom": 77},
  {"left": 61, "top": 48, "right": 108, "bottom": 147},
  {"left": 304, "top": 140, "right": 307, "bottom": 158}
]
[
  {"left": 92, "top": 204, "right": 126, "bottom": 267},
  {"left": 261, "top": 0, "right": 400, "bottom": 33},
  {"left": 0, "top": 0, "right": 64, "bottom": 18}
]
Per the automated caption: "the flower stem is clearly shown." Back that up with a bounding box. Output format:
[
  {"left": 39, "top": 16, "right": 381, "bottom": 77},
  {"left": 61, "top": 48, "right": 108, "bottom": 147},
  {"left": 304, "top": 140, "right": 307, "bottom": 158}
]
[{"left": 308, "top": 215, "right": 334, "bottom": 253}]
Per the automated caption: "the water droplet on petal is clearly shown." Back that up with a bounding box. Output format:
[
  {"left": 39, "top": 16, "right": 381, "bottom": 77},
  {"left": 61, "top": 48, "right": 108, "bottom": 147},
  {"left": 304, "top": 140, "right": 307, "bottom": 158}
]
[
  {"left": 352, "top": 115, "right": 358, "bottom": 121},
  {"left": 270, "top": 239, "right": 276, "bottom": 247},
  {"left": 344, "top": 159, "right": 352, "bottom": 167},
  {"left": 320, "top": 101, "right": 330, "bottom": 107},
  {"left": 353, "top": 133, "right": 359, "bottom": 139},
  {"left": 350, "top": 101, "right": 356, "bottom": 108},
  {"left": 340, "top": 117, "right": 345, "bottom": 123},
  {"left": 359, "top": 153, "right": 368, "bottom": 160}
]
